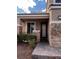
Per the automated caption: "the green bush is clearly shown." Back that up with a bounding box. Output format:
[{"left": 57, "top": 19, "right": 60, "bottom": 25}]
[
  {"left": 26, "top": 34, "right": 36, "bottom": 48},
  {"left": 17, "top": 33, "right": 28, "bottom": 43},
  {"left": 17, "top": 34, "right": 23, "bottom": 42},
  {"left": 28, "top": 39, "right": 35, "bottom": 48},
  {"left": 17, "top": 33, "right": 36, "bottom": 48}
]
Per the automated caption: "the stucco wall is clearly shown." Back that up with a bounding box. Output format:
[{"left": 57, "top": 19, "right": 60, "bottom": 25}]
[{"left": 17, "top": 17, "right": 21, "bottom": 34}]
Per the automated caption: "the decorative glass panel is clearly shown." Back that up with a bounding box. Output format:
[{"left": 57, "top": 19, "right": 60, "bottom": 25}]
[{"left": 42, "top": 24, "right": 46, "bottom": 37}]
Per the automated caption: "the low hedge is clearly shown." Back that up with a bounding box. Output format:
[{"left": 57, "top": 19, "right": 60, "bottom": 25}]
[
  {"left": 17, "top": 33, "right": 36, "bottom": 48},
  {"left": 17, "top": 34, "right": 27, "bottom": 43}
]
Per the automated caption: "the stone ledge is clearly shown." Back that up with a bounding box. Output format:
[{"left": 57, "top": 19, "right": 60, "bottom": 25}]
[
  {"left": 32, "top": 55, "right": 61, "bottom": 59},
  {"left": 32, "top": 43, "right": 61, "bottom": 59}
]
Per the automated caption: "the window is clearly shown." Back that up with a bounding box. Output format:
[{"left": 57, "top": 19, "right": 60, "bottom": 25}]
[
  {"left": 27, "top": 22, "right": 35, "bottom": 34},
  {"left": 55, "top": 0, "right": 61, "bottom": 3}
]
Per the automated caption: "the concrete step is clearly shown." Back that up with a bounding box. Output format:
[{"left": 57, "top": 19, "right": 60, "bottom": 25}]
[{"left": 32, "top": 55, "right": 61, "bottom": 59}]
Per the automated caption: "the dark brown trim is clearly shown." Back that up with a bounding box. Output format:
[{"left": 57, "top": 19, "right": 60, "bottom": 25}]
[
  {"left": 50, "top": 4, "right": 61, "bottom": 6},
  {"left": 48, "top": 4, "right": 61, "bottom": 9},
  {"left": 17, "top": 13, "right": 49, "bottom": 15},
  {"left": 40, "top": 22, "right": 48, "bottom": 42}
]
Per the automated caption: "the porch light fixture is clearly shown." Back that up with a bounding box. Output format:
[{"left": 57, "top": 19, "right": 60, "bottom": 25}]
[
  {"left": 17, "top": 24, "right": 22, "bottom": 26},
  {"left": 33, "top": 30, "right": 40, "bottom": 33},
  {"left": 58, "top": 15, "right": 61, "bottom": 20}
]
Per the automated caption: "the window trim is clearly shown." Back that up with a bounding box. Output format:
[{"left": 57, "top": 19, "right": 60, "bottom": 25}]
[{"left": 27, "top": 21, "right": 36, "bottom": 34}]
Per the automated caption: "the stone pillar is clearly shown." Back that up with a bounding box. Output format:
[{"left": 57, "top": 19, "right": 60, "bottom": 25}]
[
  {"left": 48, "top": 10, "right": 52, "bottom": 46},
  {"left": 49, "top": 9, "right": 61, "bottom": 48},
  {"left": 50, "top": 23, "right": 61, "bottom": 48}
]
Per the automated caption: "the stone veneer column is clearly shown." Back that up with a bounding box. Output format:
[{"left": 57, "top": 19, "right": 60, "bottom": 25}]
[
  {"left": 49, "top": 9, "right": 61, "bottom": 48},
  {"left": 48, "top": 10, "right": 52, "bottom": 46}
]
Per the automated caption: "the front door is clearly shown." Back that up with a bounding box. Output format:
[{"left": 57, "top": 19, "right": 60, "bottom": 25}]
[{"left": 40, "top": 22, "right": 48, "bottom": 42}]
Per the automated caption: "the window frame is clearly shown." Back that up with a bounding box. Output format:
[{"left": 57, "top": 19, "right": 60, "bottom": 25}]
[{"left": 27, "top": 21, "right": 36, "bottom": 34}]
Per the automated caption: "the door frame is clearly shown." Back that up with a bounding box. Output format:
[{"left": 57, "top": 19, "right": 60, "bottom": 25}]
[{"left": 40, "top": 22, "right": 48, "bottom": 42}]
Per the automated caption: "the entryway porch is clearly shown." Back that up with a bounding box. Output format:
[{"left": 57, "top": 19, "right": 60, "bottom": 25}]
[{"left": 20, "top": 18, "right": 49, "bottom": 43}]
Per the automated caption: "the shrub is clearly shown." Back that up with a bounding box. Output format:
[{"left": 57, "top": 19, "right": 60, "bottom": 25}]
[
  {"left": 27, "top": 34, "right": 36, "bottom": 48},
  {"left": 17, "top": 34, "right": 23, "bottom": 43},
  {"left": 17, "top": 33, "right": 36, "bottom": 48},
  {"left": 28, "top": 38, "right": 35, "bottom": 48},
  {"left": 17, "top": 33, "right": 28, "bottom": 43}
]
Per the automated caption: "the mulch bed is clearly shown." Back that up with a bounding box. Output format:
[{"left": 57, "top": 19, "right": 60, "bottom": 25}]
[{"left": 17, "top": 43, "right": 33, "bottom": 59}]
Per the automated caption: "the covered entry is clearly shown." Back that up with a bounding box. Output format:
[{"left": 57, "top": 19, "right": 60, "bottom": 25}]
[{"left": 17, "top": 13, "right": 49, "bottom": 43}]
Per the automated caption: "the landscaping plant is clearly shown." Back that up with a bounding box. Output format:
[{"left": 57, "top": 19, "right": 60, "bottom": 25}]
[{"left": 17, "top": 33, "right": 36, "bottom": 48}]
